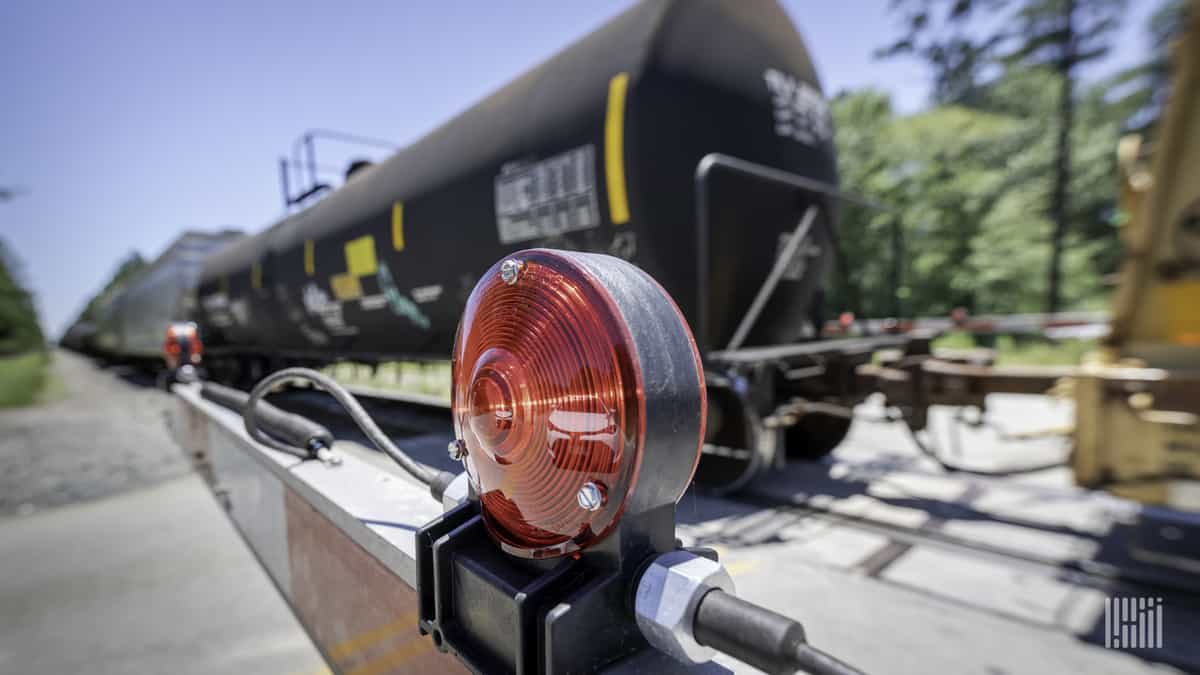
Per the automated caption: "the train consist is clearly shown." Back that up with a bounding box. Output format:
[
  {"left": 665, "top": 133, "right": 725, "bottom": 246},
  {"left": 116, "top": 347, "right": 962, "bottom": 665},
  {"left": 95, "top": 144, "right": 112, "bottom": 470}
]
[
  {"left": 68, "top": 0, "right": 928, "bottom": 491},
  {"left": 63, "top": 230, "right": 244, "bottom": 365}
]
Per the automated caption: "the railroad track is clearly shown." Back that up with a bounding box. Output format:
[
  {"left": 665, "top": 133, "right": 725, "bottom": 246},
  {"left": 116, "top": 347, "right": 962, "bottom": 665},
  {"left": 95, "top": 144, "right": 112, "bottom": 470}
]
[{"left": 727, "top": 487, "right": 1200, "bottom": 600}]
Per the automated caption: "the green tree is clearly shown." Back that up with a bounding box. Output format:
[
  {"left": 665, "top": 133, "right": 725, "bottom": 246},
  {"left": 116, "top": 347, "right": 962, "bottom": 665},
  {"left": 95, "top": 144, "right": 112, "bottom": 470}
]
[
  {"left": 831, "top": 91, "right": 1029, "bottom": 316},
  {"left": 880, "top": 0, "right": 1129, "bottom": 313},
  {"left": 0, "top": 237, "right": 45, "bottom": 355},
  {"left": 831, "top": 75, "right": 1121, "bottom": 317}
]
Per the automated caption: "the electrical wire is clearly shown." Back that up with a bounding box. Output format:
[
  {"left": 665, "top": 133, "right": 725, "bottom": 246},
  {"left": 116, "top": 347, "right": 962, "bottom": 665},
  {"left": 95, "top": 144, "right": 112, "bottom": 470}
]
[
  {"left": 244, "top": 367, "right": 457, "bottom": 497},
  {"left": 900, "top": 407, "right": 1070, "bottom": 477}
]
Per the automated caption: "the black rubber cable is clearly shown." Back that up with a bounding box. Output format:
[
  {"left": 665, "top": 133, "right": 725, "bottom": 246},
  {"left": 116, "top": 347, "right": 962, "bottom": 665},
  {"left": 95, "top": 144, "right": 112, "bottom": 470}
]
[
  {"left": 244, "top": 367, "right": 458, "bottom": 500},
  {"left": 692, "top": 589, "right": 866, "bottom": 675},
  {"left": 202, "top": 381, "right": 334, "bottom": 457}
]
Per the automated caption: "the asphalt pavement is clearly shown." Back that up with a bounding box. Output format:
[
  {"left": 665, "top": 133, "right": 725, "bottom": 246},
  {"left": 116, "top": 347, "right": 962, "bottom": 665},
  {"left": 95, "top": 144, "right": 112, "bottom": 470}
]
[{"left": 0, "top": 350, "right": 326, "bottom": 674}]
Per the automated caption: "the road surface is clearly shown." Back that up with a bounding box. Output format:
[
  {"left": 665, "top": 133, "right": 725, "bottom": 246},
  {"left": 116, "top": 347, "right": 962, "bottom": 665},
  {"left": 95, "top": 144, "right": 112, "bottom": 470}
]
[{"left": 0, "top": 350, "right": 326, "bottom": 674}]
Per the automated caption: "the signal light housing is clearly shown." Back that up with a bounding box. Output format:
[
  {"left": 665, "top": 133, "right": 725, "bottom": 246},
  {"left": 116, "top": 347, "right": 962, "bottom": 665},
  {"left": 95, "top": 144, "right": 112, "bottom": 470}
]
[
  {"left": 420, "top": 249, "right": 707, "bottom": 674},
  {"left": 451, "top": 249, "right": 706, "bottom": 558},
  {"left": 162, "top": 321, "right": 202, "bottom": 369}
]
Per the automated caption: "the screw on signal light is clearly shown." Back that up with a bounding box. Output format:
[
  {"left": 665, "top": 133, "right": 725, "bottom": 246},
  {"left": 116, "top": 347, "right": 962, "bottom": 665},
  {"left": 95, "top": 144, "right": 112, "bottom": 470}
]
[
  {"left": 577, "top": 482, "right": 605, "bottom": 511},
  {"left": 448, "top": 439, "right": 468, "bottom": 461},
  {"left": 499, "top": 258, "right": 524, "bottom": 285}
]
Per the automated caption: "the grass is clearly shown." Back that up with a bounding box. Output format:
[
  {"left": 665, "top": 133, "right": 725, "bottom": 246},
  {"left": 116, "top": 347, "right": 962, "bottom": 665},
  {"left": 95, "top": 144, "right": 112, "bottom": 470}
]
[
  {"left": 0, "top": 350, "right": 59, "bottom": 408},
  {"left": 324, "top": 333, "right": 1094, "bottom": 399},
  {"left": 932, "top": 331, "right": 1097, "bottom": 366},
  {"left": 326, "top": 360, "right": 452, "bottom": 402}
]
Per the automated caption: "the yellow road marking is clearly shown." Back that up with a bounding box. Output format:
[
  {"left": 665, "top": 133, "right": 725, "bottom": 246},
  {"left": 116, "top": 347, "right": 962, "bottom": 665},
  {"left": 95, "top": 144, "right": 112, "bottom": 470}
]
[
  {"left": 604, "top": 72, "right": 631, "bottom": 225},
  {"left": 724, "top": 558, "right": 762, "bottom": 577},
  {"left": 328, "top": 612, "right": 416, "bottom": 660},
  {"left": 343, "top": 635, "right": 433, "bottom": 675}
]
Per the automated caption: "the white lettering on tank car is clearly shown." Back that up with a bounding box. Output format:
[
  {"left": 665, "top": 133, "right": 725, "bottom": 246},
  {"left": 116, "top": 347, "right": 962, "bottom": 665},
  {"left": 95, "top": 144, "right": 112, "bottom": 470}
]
[
  {"left": 411, "top": 284, "right": 443, "bottom": 304},
  {"left": 359, "top": 294, "right": 388, "bottom": 311},
  {"left": 763, "top": 68, "right": 832, "bottom": 146},
  {"left": 229, "top": 299, "right": 250, "bottom": 326},
  {"left": 298, "top": 323, "right": 330, "bottom": 346},
  {"left": 200, "top": 293, "right": 234, "bottom": 327},
  {"left": 494, "top": 145, "right": 600, "bottom": 244},
  {"left": 302, "top": 283, "right": 359, "bottom": 336}
]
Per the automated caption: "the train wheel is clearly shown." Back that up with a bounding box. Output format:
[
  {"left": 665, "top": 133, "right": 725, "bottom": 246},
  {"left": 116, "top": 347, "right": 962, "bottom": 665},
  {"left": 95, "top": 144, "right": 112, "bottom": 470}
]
[
  {"left": 784, "top": 409, "right": 852, "bottom": 460},
  {"left": 692, "top": 379, "right": 777, "bottom": 494}
]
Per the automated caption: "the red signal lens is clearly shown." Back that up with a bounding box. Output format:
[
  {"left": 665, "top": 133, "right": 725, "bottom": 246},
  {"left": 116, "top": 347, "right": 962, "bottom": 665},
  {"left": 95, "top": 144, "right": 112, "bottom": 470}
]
[{"left": 452, "top": 250, "right": 704, "bottom": 558}]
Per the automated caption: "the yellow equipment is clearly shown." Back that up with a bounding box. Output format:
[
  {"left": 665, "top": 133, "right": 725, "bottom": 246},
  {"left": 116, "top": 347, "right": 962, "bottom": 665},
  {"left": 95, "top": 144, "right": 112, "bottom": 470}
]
[{"left": 1073, "top": 2, "right": 1200, "bottom": 512}]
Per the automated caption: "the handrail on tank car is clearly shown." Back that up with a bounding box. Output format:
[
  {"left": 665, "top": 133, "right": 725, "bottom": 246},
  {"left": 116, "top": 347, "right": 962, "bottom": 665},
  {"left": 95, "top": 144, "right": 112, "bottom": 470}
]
[
  {"left": 281, "top": 128, "right": 400, "bottom": 210},
  {"left": 693, "top": 153, "right": 888, "bottom": 355}
]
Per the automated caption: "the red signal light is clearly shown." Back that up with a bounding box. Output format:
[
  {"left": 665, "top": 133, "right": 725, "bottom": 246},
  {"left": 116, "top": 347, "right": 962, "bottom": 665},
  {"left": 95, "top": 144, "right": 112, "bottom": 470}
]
[{"left": 451, "top": 250, "right": 705, "bottom": 559}]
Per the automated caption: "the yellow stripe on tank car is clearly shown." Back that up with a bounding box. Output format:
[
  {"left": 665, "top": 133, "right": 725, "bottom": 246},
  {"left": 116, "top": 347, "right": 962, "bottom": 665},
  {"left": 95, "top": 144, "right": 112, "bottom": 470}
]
[
  {"left": 391, "top": 202, "right": 405, "bottom": 251},
  {"left": 605, "top": 72, "right": 631, "bottom": 225},
  {"left": 251, "top": 262, "right": 262, "bottom": 290},
  {"left": 304, "top": 240, "right": 315, "bottom": 276},
  {"left": 344, "top": 235, "right": 378, "bottom": 277}
]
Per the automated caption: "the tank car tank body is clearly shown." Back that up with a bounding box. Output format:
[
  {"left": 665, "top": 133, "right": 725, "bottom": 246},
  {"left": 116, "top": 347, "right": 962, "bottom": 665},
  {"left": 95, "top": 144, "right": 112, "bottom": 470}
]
[
  {"left": 196, "top": 0, "right": 837, "bottom": 361},
  {"left": 195, "top": 0, "right": 845, "bottom": 490},
  {"left": 91, "top": 231, "right": 244, "bottom": 367}
]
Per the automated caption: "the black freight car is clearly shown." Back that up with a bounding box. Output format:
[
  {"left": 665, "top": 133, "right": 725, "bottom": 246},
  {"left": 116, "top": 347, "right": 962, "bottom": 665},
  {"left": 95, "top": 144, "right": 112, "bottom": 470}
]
[{"left": 196, "top": 0, "right": 849, "bottom": 490}]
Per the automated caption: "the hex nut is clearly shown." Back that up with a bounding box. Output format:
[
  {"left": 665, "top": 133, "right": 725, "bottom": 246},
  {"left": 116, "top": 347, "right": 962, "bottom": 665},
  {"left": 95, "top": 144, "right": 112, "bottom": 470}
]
[{"left": 634, "top": 550, "right": 735, "bottom": 664}]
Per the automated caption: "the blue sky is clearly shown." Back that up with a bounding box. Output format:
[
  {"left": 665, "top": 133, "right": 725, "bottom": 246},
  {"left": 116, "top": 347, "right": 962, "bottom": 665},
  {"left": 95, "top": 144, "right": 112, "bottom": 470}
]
[{"left": 0, "top": 0, "right": 1157, "bottom": 337}]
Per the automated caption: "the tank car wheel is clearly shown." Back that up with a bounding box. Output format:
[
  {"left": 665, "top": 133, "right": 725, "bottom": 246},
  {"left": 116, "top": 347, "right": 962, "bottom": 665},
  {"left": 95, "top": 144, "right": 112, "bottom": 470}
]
[
  {"left": 692, "top": 379, "right": 778, "bottom": 495},
  {"left": 784, "top": 410, "right": 852, "bottom": 460}
]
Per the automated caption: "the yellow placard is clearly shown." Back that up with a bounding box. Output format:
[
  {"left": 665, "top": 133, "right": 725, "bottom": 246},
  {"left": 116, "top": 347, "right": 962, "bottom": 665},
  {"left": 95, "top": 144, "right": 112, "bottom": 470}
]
[
  {"left": 344, "top": 235, "right": 378, "bottom": 277},
  {"left": 304, "top": 240, "right": 315, "bottom": 276},
  {"left": 330, "top": 273, "right": 363, "bottom": 301}
]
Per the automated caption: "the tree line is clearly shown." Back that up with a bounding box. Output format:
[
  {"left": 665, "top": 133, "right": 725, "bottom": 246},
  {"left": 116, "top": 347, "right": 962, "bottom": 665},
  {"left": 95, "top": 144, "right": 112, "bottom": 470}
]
[
  {"left": 0, "top": 238, "right": 45, "bottom": 355},
  {"left": 827, "top": 0, "right": 1188, "bottom": 319}
]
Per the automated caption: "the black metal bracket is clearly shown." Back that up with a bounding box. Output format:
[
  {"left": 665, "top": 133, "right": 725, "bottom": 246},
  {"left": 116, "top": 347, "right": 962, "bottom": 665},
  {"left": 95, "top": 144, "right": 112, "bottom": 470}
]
[
  {"left": 693, "top": 153, "right": 889, "bottom": 355},
  {"left": 416, "top": 501, "right": 678, "bottom": 675}
]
